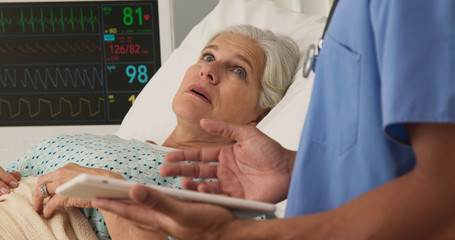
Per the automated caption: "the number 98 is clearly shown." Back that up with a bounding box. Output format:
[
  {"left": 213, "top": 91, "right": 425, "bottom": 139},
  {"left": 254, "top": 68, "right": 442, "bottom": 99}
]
[{"left": 126, "top": 65, "right": 148, "bottom": 84}]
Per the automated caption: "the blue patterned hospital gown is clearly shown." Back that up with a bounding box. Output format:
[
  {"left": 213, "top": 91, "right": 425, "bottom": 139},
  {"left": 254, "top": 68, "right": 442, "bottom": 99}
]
[{"left": 6, "top": 134, "right": 181, "bottom": 240}]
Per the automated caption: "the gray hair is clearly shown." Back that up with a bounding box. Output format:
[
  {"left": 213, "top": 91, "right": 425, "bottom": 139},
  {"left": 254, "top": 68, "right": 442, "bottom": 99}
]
[{"left": 207, "top": 24, "right": 299, "bottom": 109}]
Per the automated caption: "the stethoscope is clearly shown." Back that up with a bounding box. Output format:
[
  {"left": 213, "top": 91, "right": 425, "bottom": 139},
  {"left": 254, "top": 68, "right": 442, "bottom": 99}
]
[{"left": 302, "top": 0, "right": 339, "bottom": 78}]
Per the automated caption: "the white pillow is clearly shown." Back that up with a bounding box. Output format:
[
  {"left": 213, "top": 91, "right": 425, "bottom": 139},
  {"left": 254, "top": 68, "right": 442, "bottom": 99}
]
[{"left": 116, "top": 0, "right": 326, "bottom": 151}]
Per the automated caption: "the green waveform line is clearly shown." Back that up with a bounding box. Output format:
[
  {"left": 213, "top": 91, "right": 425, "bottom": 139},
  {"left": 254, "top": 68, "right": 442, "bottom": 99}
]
[
  {"left": 0, "top": 7, "right": 99, "bottom": 33},
  {"left": 0, "top": 9, "right": 6, "bottom": 32},
  {"left": 0, "top": 97, "right": 104, "bottom": 118}
]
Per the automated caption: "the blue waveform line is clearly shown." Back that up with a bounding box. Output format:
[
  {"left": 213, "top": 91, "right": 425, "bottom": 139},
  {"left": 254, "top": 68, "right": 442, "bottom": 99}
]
[{"left": 0, "top": 67, "right": 103, "bottom": 89}]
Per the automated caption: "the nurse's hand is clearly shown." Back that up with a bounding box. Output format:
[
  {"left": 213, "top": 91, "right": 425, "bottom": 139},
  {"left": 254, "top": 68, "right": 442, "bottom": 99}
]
[
  {"left": 0, "top": 167, "right": 21, "bottom": 195},
  {"left": 161, "top": 119, "right": 296, "bottom": 204},
  {"left": 33, "top": 163, "right": 124, "bottom": 218},
  {"left": 92, "top": 184, "right": 239, "bottom": 240}
]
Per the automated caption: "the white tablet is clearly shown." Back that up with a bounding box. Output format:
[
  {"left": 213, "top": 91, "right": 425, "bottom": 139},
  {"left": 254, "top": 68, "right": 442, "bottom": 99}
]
[{"left": 56, "top": 174, "right": 276, "bottom": 219}]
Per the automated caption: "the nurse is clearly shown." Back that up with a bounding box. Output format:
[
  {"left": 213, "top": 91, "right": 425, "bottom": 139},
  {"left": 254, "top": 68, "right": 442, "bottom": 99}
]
[{"left": 92, "top": 0, "right": 455, "bottom": 239}]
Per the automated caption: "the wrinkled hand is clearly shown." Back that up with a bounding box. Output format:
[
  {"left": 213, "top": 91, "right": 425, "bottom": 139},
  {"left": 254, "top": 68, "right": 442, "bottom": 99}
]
[
  {"left": 0, "top": 167, "right": 21, "bottom": 195},
  {"left": 33, "top": 163, "right": 124, "bottom": 218},
  {"left": 93, "top": 185, "right": 238, "bottom": 240},
  {"left": 161, "top": 119, "right": 296, "bottom": 203}
]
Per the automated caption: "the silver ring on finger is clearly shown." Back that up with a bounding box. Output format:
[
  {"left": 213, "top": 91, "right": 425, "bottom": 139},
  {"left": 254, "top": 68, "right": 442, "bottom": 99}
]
[{"left": 39, "top": 183, "right": 49, "bottom": 197}]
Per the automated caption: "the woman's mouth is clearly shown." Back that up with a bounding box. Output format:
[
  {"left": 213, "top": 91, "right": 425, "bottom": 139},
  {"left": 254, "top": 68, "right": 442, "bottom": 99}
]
[{"left": 187, "top": 85, "right": 212, "bottom": 104}]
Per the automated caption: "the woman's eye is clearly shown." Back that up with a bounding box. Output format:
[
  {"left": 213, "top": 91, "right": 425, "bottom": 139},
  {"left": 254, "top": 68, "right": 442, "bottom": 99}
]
[
  {"left": 234, "top": 68, "right": 246, "bottom": 78},
  {"left": 202, "top": 54, "right": 215, "bottom": 62}
]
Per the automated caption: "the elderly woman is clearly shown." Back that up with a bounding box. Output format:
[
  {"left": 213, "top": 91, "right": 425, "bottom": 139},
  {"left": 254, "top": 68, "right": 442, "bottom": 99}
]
[{"left": 0, "top": 24, "right": 299, "bottom": 239}]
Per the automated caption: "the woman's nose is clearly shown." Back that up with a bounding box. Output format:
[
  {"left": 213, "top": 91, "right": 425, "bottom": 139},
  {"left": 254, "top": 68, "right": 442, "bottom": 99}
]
[{"left": 199, "top": 63, "right": 219, "bottom": 84}]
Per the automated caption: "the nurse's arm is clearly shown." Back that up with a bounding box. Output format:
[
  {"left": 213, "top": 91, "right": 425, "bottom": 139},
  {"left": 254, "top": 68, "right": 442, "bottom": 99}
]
[{"left": 225, "top": 122, "right": 455, "bottom": 239}]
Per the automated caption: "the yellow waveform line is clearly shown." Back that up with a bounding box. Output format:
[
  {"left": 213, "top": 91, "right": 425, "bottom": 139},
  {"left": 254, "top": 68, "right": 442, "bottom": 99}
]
[{"left": 0, "top": 97, "right": 104, "bottom": 119}]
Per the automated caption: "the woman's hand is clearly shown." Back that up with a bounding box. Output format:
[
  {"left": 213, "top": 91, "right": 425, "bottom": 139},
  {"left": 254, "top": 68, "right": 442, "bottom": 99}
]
[
  {"left": 161, "top": 119, "right": 296, "bottom": 203},
  {"left": 33, "top": 163, "right": 124, "bottom": 218},
  {"left": 0, "top": 167, "right": 21, "bottom": 195}
]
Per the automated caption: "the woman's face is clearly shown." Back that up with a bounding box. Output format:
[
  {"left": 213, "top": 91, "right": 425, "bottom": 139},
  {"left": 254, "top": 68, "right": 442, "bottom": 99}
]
[{"left": 172, "top": 33, "right": 266, "bottom": 125}]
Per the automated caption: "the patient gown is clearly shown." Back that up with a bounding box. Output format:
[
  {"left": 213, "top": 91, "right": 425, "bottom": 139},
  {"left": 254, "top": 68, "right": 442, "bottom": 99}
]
[{"left": 7, "top": 133, "right": 181, "bottom": 240}]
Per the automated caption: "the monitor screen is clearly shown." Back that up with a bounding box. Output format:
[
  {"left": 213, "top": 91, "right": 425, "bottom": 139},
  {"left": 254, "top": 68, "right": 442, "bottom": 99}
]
[{"left": 0, "top": 0, "right": 164, "bottom": 126}]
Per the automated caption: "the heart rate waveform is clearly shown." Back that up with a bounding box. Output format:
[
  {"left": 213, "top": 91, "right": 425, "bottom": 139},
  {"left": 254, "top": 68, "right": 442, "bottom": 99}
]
[
  {"left": 0, "top": 6, "right": 100, "bottom": 34},
  {"left": 0, "top": 66, "right": 103, "bottom": 92},
  {"left": 0, "top": 36, "right": 101, "bottom": 64},
  {"left": 0, "top": 95, "right": 105, "bottom": 124}
]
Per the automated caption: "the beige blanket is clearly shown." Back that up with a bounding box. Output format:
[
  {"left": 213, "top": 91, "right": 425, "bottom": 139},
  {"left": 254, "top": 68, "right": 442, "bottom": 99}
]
[{"left": 0, "top": 177, "right": 97, "bottom": 240}]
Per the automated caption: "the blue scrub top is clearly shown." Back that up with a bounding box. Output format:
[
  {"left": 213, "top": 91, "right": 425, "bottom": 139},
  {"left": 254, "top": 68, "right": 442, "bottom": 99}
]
[{"left": 286, "top": 0, "right": 455, "bottom": 217}]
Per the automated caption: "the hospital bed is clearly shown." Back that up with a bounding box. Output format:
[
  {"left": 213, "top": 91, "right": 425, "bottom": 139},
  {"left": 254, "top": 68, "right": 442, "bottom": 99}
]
[{"left": 0, "top": 0, "right": 326, "bottom": 237}]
